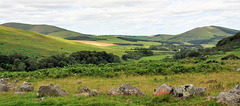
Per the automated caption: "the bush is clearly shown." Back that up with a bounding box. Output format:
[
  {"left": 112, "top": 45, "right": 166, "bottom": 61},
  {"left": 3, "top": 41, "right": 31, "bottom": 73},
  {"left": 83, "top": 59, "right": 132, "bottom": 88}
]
[{"left": 221, "top": 54, "right": 240, "bottom": 60}]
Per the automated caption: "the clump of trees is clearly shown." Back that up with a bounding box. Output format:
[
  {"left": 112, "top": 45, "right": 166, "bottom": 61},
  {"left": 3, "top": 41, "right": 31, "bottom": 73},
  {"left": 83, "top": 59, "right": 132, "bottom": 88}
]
[
  {"left": 173, "top": 50, "right": 201, "bottom": 59},
  {"left": 221, "top": 54, "right": 240, "bottom": 60},
  {"left": 0, "top": 51, "right": 120, "bottom": 72},
  {"left": 122, "top": 48, "right": 153, "bottom": 60}
]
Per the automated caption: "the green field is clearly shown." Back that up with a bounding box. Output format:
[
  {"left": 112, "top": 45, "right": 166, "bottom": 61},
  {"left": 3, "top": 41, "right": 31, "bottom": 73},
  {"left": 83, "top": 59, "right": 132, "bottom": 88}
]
[
  {"left": 0, "top": 23, "right": 240, "bottom": 105},
  {"left": 0, "top": 26, "right": 124, "bottom": 57},
  {"left": 1, "top": 68, "right": 239, "bottom": 105}
]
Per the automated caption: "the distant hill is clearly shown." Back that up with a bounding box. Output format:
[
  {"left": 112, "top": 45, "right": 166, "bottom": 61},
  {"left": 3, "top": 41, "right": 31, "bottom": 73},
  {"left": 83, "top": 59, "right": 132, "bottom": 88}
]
[
  {"left": 1, "top": 22, "right": 104, "bottom": 40},
  {"left": 148, "top": 34, "right": 175, "bottom": 41},
  {"left": 197, "top": 32, "right": 240, "bottom": 57},
  {"left": 215, "top": 32, "right": 240, "bottom": 51},
  {"left": 167, "top": 26, "right": 239, "bottom": 45},
  {"left": 0, "top": 26, "right": 120, "bottom": 56}
]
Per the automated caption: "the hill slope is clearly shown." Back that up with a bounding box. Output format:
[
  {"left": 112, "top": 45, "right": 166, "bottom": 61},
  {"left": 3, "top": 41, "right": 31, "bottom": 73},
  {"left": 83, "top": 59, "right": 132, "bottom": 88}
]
[
  {"left": 0, "top": 26, "right": 121, "bottom": 56},
  {"left": 167, "top": 26, "right": 239, "bottom": 45},
  {"left": 1, "top": 22, "right": 103, "bottom": 40},
  {"left": 215, "top": 32, "right": 240, "bottom": 51}
]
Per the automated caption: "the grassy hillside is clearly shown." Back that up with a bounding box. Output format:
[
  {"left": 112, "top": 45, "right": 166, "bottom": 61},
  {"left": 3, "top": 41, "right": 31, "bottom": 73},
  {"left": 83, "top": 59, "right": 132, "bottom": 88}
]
[
  {"left": 148, "top": 34, "right": 175, "bottom": 41},
  {"left": 0, "top": 26, "right": 123, "bottom": 57},
  {"left": 1, "top": 22, "right": 102, "bottom": 40},
  {"left": 167, "top": 26, "right": 239, "bottom": 45}
]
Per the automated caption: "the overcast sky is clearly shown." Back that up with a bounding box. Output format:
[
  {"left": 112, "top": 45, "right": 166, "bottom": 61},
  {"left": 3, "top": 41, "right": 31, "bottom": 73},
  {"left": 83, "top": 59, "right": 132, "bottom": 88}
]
[{"left": 0, "top": 0, "right": 240, "bottom": 35}]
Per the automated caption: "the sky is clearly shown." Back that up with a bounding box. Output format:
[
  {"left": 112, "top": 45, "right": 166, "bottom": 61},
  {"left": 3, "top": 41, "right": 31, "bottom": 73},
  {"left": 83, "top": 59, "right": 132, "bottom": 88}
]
[{"left": 0, "top": 0, "right": 240, "bottom": 35}]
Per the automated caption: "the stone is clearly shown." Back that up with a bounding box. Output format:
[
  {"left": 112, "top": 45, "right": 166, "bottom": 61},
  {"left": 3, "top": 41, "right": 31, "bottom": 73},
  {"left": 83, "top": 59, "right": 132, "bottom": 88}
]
[
  {"left": 0, "top": 78, "right": 10, "bottom": 84},
  {"left": 15, "top": 92, "right": 26, "bottom": 95},
  {"left": 77, "top": 80, "right": 82, "bottom": 84},
  {"left": 216, "top": 92, "right": 240, "bottom": 105},
  {"left": 173, "top": 84, "right": 194, "bottom": 99},
  {"left": 0, "top": 84, "right": 8, "bottom": 92},
  {"left": 237, "top": 68, "right": 240, "bottom": 71},
  {"left": 152, "top": 84, "right": 174, "bottom": 97},
  {"left": 37, "top": 84, "right": 68, "bottom": 97},
  {"left": 13, "top": 80, "right": 19, "bottom": 84},
  {"left": 229, "top": 84, "right": 240, "bottom": 95},
  {"left": 119, "top": 83, "right": 144, "bottom": 96},
  {"left": 194, "top": 87, "right": 206, "bottom": 95},
  {"left": 107, "top": 88, "right": 123, "bottom": 96},
  {"left": 77, "top": 87, "right": 90, "bottom": 93},
  {"left": 75, "top": 87, "right": 101, "bottom": 97},
  {"left": 18, "top": 82, "right": 34, "bottom": 92},
  {"left": 89, "top": 89, "right": 102, "bottom": 96}
]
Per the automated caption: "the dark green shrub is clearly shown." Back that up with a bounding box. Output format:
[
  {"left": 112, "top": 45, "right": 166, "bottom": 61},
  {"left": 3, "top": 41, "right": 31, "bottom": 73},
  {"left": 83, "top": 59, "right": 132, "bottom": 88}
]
[{"left": 221, "top": 54, "right": 240, "bottom": 60}]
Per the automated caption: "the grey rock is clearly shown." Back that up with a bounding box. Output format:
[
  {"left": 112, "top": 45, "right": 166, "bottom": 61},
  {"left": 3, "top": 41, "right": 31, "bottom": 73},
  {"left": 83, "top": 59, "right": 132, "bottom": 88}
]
[
  {"left": 77, "top": 87, "right": 90, "bottom": 93},
  {"left": 194, "top": 87, "right": 206, "bottom": 95},
  {"left": 37, "top": 84, "right": 68, "bottom": 97},
  {"left": 153, "top": 84, "right": 174, "bottom": 97},
  {"left": 13, "top": 80, "right": 19, "bottom": 84},
  {"left": 0, "top": 78, "right": 10, "bottom": 84},
  {"left": 237, "top": 68, "right": 240, "bottom": 71},
  {"left": 89, "top": 89, "right": 102, "bottom": 96},
  {"left": 229, "top": 84, "right": 240, "bottom": 95},
  {"left": 216, "top": 92, "right": 240, "bottom": 105},
  {"left": 15, "top": 92, "right": 26, "bottom": 95},
  {"left": 173, "top": 84, "right": 194, "bottom": 99},
  {"left": 0, "top": 84, "right": 8, "bottom": 92},
  {"left": 77, "top": 80, "right": 82, "bottom": 84},
  {"left": 18, "top": 82, "right": 34, "bottom": 92},
  {"left": 107, "top": 88, "right": 123, "bottom": 96},
  {"left": 119, "top": 83, "right": 144, "bottom": 96}
]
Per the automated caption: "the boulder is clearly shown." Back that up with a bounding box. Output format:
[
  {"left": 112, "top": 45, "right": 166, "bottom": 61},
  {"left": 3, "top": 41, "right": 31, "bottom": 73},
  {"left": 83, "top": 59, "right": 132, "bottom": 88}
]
[
  {"left": 194, "top": 87, "right": 206, "bottom": 95},
  {"left": 173, "top": 84, "right": 194, "bottom": 99},
  {"left": 107, "top": 88, "right": 123, "bottom": 96},
  {"left": 89, "top": 89, "right": 102, "bottom": 96},
  {"left": 37, "top": 84, "right": 68, "bottom": 97},
  {"left": 119, "top": 83, "right": 144, "bottom": 96},
  {"left": 75, "top": 87, "right": 102, "bottom": 97},
  {"left": 229, "top": 84, "right": 240, "bottom": 95},
  {"left": 18, "top": 82, "right": 34, "bottom": 92},
  {"left": 77, "top": 80, "right": 82, "bottom": 84},
  {"left": 152, "top": 84, "right": 174, "bottom": 97},
  {"left": 237, "top": 68, "right": 240, "bottom": 71},
  {"left": 13, "top": 80, "right": 19, "bottom": 84},
  {"left": 0, "top": 84, "right": 8, "bottom": 92},
  {"left": 216, "top": 92, "right": 240, "bottom": 105},
  {"left": 0, "top": 78, "right": 10, "bottom": 84},
  {"left": 77, "top": 87, "right": 90, "bottom": 93}
]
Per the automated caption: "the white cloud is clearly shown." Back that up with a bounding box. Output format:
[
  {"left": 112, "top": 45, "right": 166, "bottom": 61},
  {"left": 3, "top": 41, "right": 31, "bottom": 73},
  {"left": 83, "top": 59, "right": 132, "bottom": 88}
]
[{"left": 0, "top": 0, "right": 240, "bottom": 35}]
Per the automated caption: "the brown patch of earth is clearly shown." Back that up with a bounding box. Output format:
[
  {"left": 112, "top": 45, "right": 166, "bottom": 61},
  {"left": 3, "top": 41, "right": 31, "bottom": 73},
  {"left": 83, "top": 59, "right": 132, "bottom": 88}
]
[{"left": 72, "top": 40, "right": 116, "bottom": 46}]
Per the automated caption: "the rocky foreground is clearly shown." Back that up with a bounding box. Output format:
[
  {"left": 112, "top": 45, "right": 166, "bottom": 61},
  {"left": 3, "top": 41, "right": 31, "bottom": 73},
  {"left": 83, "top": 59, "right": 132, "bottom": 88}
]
[{"left": 0, "top": 78, "right": 240, "bottom": 105}]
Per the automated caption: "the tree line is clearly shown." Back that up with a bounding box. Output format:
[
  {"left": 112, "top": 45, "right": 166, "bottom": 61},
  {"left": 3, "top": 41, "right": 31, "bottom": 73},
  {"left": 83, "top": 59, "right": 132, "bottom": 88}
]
[{"left": 0, "top": 51, "right": 120, "bottom": 72}]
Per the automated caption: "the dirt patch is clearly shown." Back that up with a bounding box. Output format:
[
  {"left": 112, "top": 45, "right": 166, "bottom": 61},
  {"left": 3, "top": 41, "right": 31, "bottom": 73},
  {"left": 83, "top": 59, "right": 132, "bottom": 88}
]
[{"left": 72, "top": 40, "right": 116, "bottom": 46}]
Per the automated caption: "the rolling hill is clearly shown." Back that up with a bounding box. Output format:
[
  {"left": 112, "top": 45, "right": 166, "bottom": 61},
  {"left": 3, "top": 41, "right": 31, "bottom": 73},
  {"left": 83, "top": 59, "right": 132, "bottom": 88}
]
[
  {"left": 167, "top": 26, "right": 239, "bottom": 45},
  {"left": 0, "top": 22, "right": 104, "bottom": 40},
  {"left": 0, "top": 26, "right": 122, "bottom": 57},
  {"left": 215, "top": 32, "right": 240, "bottom": 51}
]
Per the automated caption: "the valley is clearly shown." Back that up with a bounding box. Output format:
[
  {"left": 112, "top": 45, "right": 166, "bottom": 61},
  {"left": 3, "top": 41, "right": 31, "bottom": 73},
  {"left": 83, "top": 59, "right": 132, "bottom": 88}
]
[{"left": 0, "top": 22, "right": 240, "bottom": 105}]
